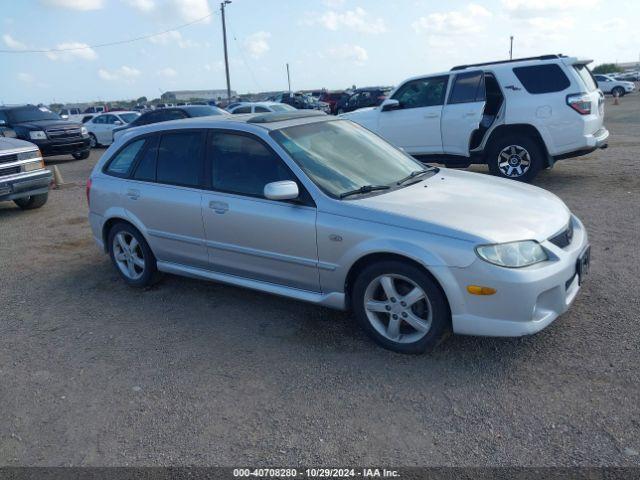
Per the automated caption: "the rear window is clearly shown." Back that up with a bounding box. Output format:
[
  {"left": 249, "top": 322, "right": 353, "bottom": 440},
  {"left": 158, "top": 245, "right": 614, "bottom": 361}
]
[
  {"left": 156, "top": 131, "right": 204, "bottom": 187},
  {"left": 182, "top": 106, "right": 225, "bottom": 117},
  {"left": 573, "top": 64, "right": 598, "bottom": 92},
  {"left": 513, "top": 64, "right": 570, "bottom": 94}
]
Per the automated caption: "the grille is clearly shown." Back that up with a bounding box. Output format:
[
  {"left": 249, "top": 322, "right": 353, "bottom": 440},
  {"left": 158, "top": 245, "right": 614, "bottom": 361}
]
[
  {"left": 46, "top": 127, "right": 82, "bottom": 139},
  {"left": 549, "top": 223, "right": 574, "bottom": 249},
  {"left": 0, "top": 153, "right": 18, "bottom": 165},
  {"left": 0, "top": 165, "right": 21, "bottom": 177}
]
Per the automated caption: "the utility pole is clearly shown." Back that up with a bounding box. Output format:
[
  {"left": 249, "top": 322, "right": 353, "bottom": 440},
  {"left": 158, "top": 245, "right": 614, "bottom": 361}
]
[
  {"left": 509, "top": 36, "right": 514, "bottom": 60},
  {"left": 286, "top": 63, "right": 291, "bottom": 93},
  {"left": 221, "top": 1, "right": 232, "bottom": 102}
]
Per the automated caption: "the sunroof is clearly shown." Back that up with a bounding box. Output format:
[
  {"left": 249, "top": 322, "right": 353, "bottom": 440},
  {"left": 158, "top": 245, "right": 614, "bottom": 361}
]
[{"left": 247, "top": 110, "right": 327, "bottom": 124}]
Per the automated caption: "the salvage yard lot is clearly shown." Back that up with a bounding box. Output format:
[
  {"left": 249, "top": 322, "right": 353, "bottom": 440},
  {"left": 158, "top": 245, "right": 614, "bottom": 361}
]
[{"left": 1, "top": 96, "right": 639, "bottom": 466}]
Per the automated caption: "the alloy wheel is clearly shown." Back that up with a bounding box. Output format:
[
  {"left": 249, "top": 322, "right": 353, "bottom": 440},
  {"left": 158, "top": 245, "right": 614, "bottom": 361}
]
[
  {"left": 363, "top": 274, "right": 433, "bottom": 344},
  {"left": 498, "top": 145, "right": 531, "bottom": 178},
  {"left": 112, "top": 231, "right": 145, "bottom": 280},
  {"left": 89, "top": 134, "right": 97, "bottom": 148}
]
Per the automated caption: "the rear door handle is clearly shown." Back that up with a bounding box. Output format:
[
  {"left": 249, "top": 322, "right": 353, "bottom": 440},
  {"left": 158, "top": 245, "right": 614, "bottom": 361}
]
[
  {"left": 209, "top": 200, "right": 229, "bottom": 214},
  {"left": 464, "top": 112, "right": 477, "bottom": 117},
  {"left": 126, "top": 188, "right": 140, "bottom": 200}
]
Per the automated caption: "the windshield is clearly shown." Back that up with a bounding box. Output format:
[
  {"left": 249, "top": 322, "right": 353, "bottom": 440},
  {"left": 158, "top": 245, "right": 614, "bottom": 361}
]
[
  {"left": 271, "top": 120, "right": 431, "bottom": 198},
  {"left": 184, "top": 106, "right": 226, "bottom": 117},
  {"left": 574, "top": 64, "right": 597, "bottom": 92},
  {"left": 7, "top": 106, "right": 61, "bottom": 123},
  {"left": 270, "top": 104, "right": 295, "bottom": 112},
  {"left": 119, "top": 113, "right": 140, "bottom": 123}
]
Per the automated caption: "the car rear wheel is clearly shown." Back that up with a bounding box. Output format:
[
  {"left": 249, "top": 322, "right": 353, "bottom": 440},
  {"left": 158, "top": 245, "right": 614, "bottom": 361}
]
[
  {"left": 352, "top": 260, "right": 450, "bottom": 354},
  {"left": 612, "top": 86, "right": 625, "bottom": 97},
  {"left": 108, "top": 222, "right": 159, "bottom": 287},
  {"left": 487, "top": 135, "right": 543, "bottom": 182},
  {"left": 14, "top": 192, "right": 48, "bottom": 210}
]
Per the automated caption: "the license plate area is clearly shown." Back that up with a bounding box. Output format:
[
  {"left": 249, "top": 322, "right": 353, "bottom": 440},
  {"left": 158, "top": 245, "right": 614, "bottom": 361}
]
[{"left": 576, "top": 245, "right": 591, "bottom": 285}]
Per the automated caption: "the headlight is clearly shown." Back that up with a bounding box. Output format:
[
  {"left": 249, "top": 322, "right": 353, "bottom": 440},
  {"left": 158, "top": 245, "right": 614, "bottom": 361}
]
[
  {"left": 17, "top": 149, "right": 41, "bottom": 161},
  {"left": 81, "top": 126, "right": 88, "bottom": 135},
  {"left": 476, "top": 240, "right": 548, "bottom": 268},
  {"left": 29, "top": 130, "right": 47, "bottom": 140}
]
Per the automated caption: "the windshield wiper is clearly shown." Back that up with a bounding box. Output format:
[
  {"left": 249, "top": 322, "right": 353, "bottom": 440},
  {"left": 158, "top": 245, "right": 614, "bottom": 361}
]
[
  {"left": 396, "top": 168, "right": 437, "bottom": 185},
  {"left": 339, "top": 185, "right": 390, "bottom": 199}
]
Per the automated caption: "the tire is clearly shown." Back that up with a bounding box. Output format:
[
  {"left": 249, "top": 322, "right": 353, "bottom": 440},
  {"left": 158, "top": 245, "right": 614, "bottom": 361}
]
[
  {"left": 352, "top": 260, "right": 451, "bottom": 354},
  {"left": 72, "top": 150, "right": 90, "bottom": 160},
  {"left": 487, "top": 134, "right": 544, "bottom": 182},
  {"left": 14, "top": 192, "right": 48, "bottom": 210},
  {"left": 89, "top": 133, "right": 98, "bottom": 148},
  {"left": 107, "top": 222, "right": 159, "bottom": 287},
  {"left": 612, "top": 86, "right": 625, "bottom": 97}
]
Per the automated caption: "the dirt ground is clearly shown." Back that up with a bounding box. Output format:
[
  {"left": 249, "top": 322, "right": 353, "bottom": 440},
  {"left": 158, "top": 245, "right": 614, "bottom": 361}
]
[{"left": 0, "top": 95, "right": 639, "bottom": 467}]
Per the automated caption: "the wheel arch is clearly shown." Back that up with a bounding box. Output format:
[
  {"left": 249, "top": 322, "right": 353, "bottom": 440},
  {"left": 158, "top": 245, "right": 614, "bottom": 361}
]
[
  {"left": 483, "top": 123, "right": 552, "bottom": 167},
  {"left": 101, "top": 215, "right": 150, "bottom": 253}
]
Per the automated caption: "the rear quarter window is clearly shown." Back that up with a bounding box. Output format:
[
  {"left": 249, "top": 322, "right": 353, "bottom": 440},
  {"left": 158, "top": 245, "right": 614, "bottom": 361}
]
[{"left": 513, "top": 64, "right": 570, "bottom": 94}]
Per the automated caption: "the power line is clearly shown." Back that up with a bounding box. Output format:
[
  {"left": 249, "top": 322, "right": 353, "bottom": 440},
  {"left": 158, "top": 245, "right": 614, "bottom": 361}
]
[{"left": 0, "top": 11, "right": 217, "bottom": 54}]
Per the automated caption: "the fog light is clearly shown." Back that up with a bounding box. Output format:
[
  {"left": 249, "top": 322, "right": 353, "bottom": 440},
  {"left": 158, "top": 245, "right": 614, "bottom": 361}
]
[{"left": 467, "top": 285, "right": 497, "bottom": 296}]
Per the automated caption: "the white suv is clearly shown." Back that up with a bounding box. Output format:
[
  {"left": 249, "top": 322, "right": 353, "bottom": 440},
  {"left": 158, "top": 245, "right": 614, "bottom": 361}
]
[
  {"left": 341, "top": 55, "right": 609, "bottom": 182},
  {"left": 594, "top": 74, "right": 635, "bottom": 97}
]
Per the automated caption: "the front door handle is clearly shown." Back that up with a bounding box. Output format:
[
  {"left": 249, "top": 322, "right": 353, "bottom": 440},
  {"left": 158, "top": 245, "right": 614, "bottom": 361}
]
[
  {"left": 209, "top": 200, "right": 229, "bottom": 214},
  {"left": 126, "top": 188, "right": 140, "bottom": 200},
  {"left": 424, "top": 113, "right": 439, "bottom": 119}
]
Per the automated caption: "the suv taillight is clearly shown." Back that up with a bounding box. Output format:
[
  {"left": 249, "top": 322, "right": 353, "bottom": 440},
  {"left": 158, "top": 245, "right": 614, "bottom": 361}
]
[
  {"left": 86, "top": 177, "right": 92, "bottom": 207},
  {"left": 567, "top": 94, "right": 592, "bottom": 115}
]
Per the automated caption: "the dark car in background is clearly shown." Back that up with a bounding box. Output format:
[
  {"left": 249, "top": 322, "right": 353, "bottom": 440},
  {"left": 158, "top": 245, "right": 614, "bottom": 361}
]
[
  {"left": 112, "top": 105, "right": 227, "bottom": 140},
  {"left": 319, "top": 90, "right": 349, "bottom": 115},
  {"left": 338, "top": 87, "right": 393, "bottom": 114},
  {"left": 0, "top": 105, "right": 91, "bottom": 160}
]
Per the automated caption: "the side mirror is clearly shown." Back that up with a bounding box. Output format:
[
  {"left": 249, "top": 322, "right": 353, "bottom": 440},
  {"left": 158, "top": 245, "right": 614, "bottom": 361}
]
[
  {"left": 114, "top": 120, "right": 123, "bottom": 126},
  {"left": 381, "top": 99, "right": 400, "bottom": 112},
  {"left": 264, "top": 180, "right": 299, "bottom": 201},
  {"left": 1, "top": 128, "right": 17, "bottom": 138}
]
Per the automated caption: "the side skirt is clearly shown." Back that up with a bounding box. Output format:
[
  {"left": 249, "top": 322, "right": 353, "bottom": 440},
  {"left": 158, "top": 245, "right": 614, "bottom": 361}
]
[{"left": 157, "top": 261, "right": 347, "bottom": 310}]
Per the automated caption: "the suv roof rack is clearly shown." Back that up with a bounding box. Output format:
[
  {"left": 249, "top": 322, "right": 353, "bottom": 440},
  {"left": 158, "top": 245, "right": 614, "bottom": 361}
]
[
  {"left": 451, "top": 54, "right": 566, "bottom": 71},
  {"left": 247, "top": 110, "right": 327, "bottom": 124}
]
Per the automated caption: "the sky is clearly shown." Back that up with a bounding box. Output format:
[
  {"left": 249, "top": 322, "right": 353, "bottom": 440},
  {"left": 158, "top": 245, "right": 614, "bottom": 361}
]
[{"left": 1, "top": 0, "right": 639, "bottom": 104}]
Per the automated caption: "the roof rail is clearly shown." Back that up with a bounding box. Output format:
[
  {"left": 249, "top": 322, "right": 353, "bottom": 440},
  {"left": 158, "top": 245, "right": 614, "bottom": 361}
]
[
  {"left": 451, "top": 54, "right": 566, "bottom": 71},
  {"left": 247, "top": 110, "right": 327, "bottom": 124}
]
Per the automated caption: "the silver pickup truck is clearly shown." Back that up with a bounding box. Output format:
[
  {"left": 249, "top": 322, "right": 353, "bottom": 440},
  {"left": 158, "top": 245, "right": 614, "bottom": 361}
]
[{"left": 0, "top": 136, "right": 52, "bottom": 210}]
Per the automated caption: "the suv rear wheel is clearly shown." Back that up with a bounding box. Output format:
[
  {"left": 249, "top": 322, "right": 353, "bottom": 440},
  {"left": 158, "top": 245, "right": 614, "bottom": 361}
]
[
  {"left": 14, "top": 192, "right": 48, "bottom": 210},
  {"left": 487, "top": 134, "right": 543, "bottom": 182},
  {"left": 107, "top": 222, "right": 159, "bottom": 287},
  {"left": 352, "top": 260, "right": 450, "bottom": 354}
]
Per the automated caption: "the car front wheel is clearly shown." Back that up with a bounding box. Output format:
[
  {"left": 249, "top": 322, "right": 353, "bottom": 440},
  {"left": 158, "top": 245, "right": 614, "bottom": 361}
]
[
  {"left": 612, "top": 86, "right": 625, "bottom": 97},
  {"left": 89, "top": 133, "right": 98, "bottom": 148},
  {"left": 487, "top": 135, "right": 543, "bottom": 182},
  {"left": 72, "top": 150, "right": 90, "bottom": 160},
  {"left": 107, "top": 222, "right": 159, "bottom": 287},
  {"left": 352, "top": 260, "right": 451, "bottom": 354},
  {"left": 14, "top": 192, "right": 48, "bottom": 210}
]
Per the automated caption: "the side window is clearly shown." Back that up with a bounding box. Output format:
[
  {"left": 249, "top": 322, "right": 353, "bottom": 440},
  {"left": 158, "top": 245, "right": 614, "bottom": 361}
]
[
  {"left": 254, "top": 106, "right": 270, "bottom": 113},
  {"left": 348, "top": 93, "right": 359, "bottom": 105},
  {"left": 106, "top": 139, "right": 145, "bottom": 176},
  {"left": 105, "top": 115, "right": 118, "bottom": 124},
  {"left": 233, "top": 106, "right": 251, "bottom": 114},
  {"left": 208, "top": 132, "right": 295, "bottom": 198},
  {"left": 448, "top": 71, "right": 485, "bottom": 104},
  {"left": 93, "top": 115, "right": 106, "bottom": 124},
  {"left": 392, "top": 76, "right": 449, "bottom": 109},
  {"left": 513, "top": 64, "right": 570, "bottom": 94},
  {"left": 132, "top": 135, "right": 159, "bottom": 182},
  {"left": 156, "top": 131, "right": 204, "bottom": 187}
]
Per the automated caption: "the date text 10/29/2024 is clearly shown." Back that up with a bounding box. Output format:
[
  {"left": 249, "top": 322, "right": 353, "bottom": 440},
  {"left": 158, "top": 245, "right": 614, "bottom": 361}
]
[{"left": 233, "top": 468, "right": 400, "bottom": 478}]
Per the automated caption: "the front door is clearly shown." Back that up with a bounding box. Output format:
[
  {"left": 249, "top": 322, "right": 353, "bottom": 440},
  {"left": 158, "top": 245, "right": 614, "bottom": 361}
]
[
  {"left": 201, "top": 130, "right": 320, "bottom": 292},
  {"left": 377, "top": 75, "right": 449, "bottom": 155}
]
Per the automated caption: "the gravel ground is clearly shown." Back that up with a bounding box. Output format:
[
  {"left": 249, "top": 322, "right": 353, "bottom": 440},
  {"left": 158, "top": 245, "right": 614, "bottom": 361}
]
[{"left": 0, "top": 95, "right": 638, "bottom": 467}]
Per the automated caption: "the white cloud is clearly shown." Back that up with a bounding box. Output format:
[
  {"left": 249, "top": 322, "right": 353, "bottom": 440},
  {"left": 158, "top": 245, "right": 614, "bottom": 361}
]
[
  {"left": 149, "top": 30, "right": 198, "bottom": 48},
  {"left": 595, "top": 17, "right": 626, "bottom": 33},
  {"left": 168, "top": 0, "right": 212, "bottom": 23},
  {"left": 125, "top": 0, "right": 155, "bottom": 12},
  {"left": 525, "top": 17, "right": 574, "bottom": 32},
  {"left": 412, "top": 4, "right": 491, "bottom": 35},
  {"left": 244, "top": 31, "right": 271, "bottom": 59},
  {"left": 502, "top": 0, "right": 599, "bottom": 18},
  {"left": 323, "top": 0, "right": 345, "bottom": 7},
  {"left": 304, "top": 7, "right": 387, "bottom": 34},
  {"left": 98, "top": 65, "right": 141, "bottom": 81},
  {"left": 2, "top": 33, "right": 26, "bottom": 50},
  {"left": 45, "top": 42, "right": 98, "bottom": 61},
  {"left": 326, "top": 44, "right": 368, "bottom": 66},
  {"left": 157, "top": 67, "right": 178, "bottom": 78},
  {"left": 17, "top": 72, "right": 35, "bottom": 83},
  {"left": 41, "top": 0, "right": 104, "bottom": 10}
]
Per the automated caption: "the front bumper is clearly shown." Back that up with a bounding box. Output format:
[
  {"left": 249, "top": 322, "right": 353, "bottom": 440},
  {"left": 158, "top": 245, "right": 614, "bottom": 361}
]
[
  {"left": 433, "top": 215, "right": 589, "bottom": 337},
  {"left": 0, "top": 169, "right": 52, "bottom": 202},
  {"left": 30, "top": 136, "right": 91, "bottom": 157}
]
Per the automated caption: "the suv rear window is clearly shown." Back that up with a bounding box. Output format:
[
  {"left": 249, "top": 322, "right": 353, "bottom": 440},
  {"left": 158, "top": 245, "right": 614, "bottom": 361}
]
[
  {"left": 573, "top": 64, "right": 598, "bottom": 92},
  {"left": 513, "top": 64, "right": 570, "bottom": 94}
]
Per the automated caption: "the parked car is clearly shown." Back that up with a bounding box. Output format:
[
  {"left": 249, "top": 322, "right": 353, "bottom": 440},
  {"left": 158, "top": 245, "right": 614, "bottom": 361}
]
[
  {"left": 614, "top": 71, "right": 640, "bottom": 82},
  {"left": 318, "top": 90, "right": 350, "bottom": 114},
  {"left": 341, "top": 54, "right": 609, "bottom": 182},
  {"left": 593, "top": 74, "right": 635, "bottom": 96},
  {"left": 87, "top": 110, "right": 590, "bottom": 354},
  {"left": 338, "top": 87, "right": 393, "bottom": 114},
  {"left": 58, "top": 107, "right": 85, "bottom": 122},
  {"left": 270, "top": 92, "right": 308, "bottom": 110},
  {"left": 228, "top": 102, "right": 296, "bottom": 114},
  {"left": 0, "top": 105, "right": 91, "bottom": 160},
  {"left": 112, "top": 105, "right": 227, "bottom": 140},
  {"left": 85, "top": 111, "right": 141, "bottom": 147},
  {"left": 83, "top": 106, "right": 105, "bottom": 114},
  {"left": 0, "top": 135, "right": 52, "bottom": 210}
]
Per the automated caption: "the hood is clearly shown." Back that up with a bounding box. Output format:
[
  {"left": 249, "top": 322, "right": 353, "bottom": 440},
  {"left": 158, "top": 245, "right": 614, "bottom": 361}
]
[
  {"left": 351, "top": 168, "right": 570, "bottom": 244},
  {"left": 340, "top": 106, "right": 377, "bottom": 117},
  {"left": 14, "top": 119, "right": 82, "bottom": 130},
  {"left": 0, "top": 136, "right": 37, "bottom": 151}
]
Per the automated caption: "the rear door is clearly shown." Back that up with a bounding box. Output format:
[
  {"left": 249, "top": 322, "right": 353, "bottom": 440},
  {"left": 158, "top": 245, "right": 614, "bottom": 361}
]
[
  {"left": 441, "top": 70, "right": 486, "bottom": 156},
  {"left": 377, "top": 75, "right": 449, "bottom": 155}
]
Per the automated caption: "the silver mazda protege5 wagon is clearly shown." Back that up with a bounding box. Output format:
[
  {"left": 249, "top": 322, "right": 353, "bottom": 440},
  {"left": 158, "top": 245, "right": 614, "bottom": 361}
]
[{"left": 88, "top": 111, "right": 590, "bottom": 353}]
